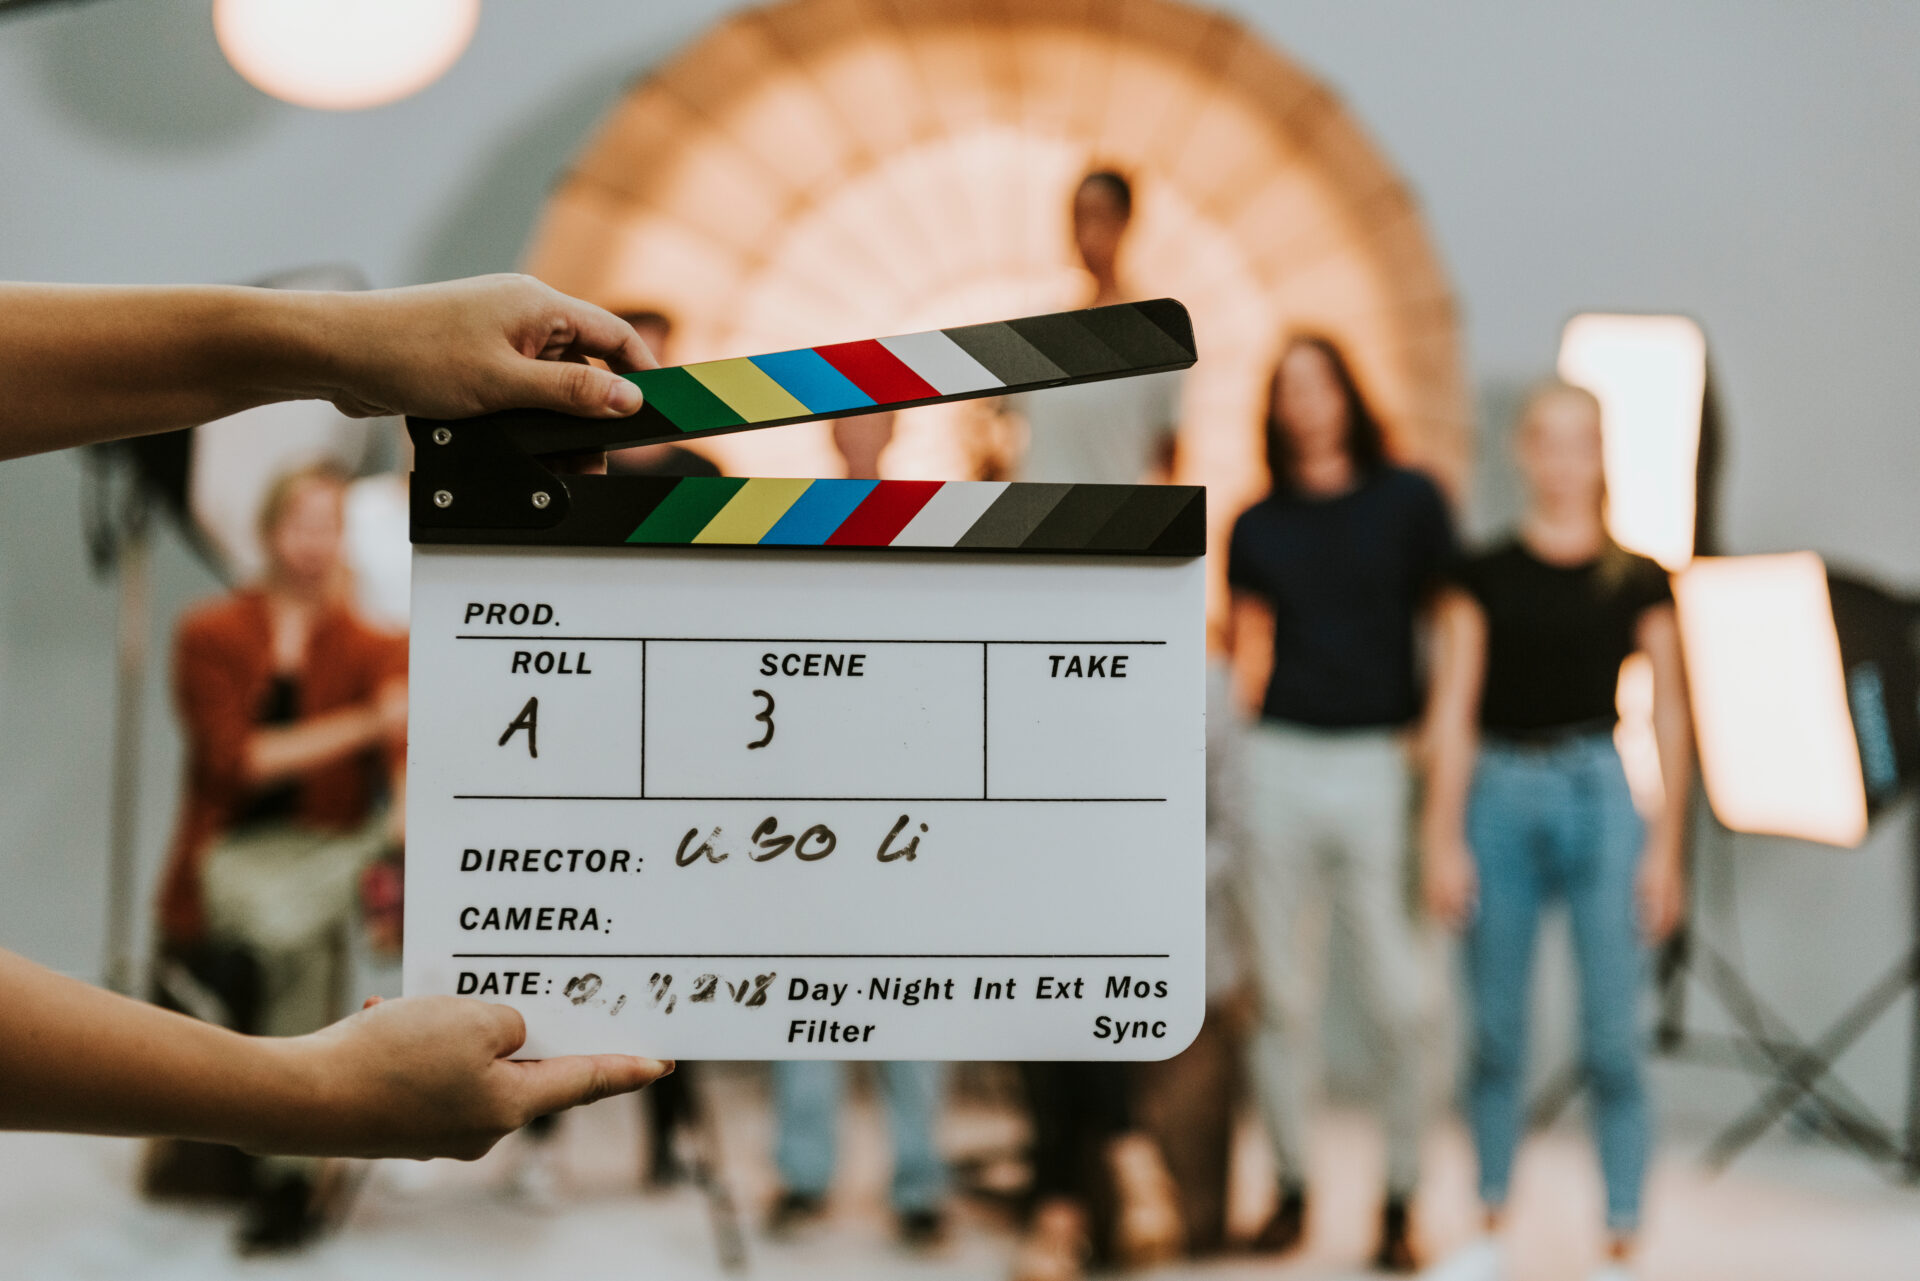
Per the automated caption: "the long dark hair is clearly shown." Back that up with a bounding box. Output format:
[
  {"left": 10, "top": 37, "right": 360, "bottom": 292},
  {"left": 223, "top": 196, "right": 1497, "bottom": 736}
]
[{"left": 1262, "top": 334, "right": 1389, "bottom": 494}]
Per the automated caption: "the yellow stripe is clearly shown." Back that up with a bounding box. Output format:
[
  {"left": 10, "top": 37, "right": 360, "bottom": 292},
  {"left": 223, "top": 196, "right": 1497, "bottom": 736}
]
[
  {"left": 686, "top": 357, "right": 810, "bottom": 422},
  {"left": 691, "top": 477, "right": 815, "bottom": 544}
]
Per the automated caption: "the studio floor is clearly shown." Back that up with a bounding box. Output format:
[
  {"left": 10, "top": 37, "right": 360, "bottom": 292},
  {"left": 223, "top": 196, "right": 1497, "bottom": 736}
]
[{"left": 5, "top": 1066, "right": 1920, "bottom": 1281}]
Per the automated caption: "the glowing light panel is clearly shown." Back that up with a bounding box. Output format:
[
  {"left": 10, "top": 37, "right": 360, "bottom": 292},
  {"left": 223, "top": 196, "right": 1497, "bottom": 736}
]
[
  {"left": 1674, "top": 554, "right": 1868, "bottom": 848},
  {"left": 1558, "top": 313, "right": 1707, "bottom": 571},
  {"left": 214, "top": 0, "right": 480, "bottom": 111}
]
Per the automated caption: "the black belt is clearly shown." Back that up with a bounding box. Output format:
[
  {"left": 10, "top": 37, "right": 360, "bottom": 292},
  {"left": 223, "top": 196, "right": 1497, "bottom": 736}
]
[{"left": 1483, "top": 717, "right": 1616, "bottom": 749}]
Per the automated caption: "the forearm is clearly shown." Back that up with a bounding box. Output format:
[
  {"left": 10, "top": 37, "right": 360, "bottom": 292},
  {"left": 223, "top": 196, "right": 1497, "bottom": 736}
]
[
  {"left": 1420, "top": 723, "right": 1477, "bottom": 848},
  {"left": 1226, "top": 594, "right": 1274, "bottom": 716},
  {"left": 0, "top": 948, "right": 312, "bottom": 1149},
  {"left": 0, "top": 284, "right": 350, "bottom": 459},
  {"left": 1640, "top": 606, "right": 1694, "bottom": 862},
  {"left": 1419, "top": 591, "right": 1486, "bottom": 853},
  {"left": 244, "top": 703, "right": 382, "bottom": 784},
  {"left": 1648, "top": 708, "right": 1693, "bottom": 858}
]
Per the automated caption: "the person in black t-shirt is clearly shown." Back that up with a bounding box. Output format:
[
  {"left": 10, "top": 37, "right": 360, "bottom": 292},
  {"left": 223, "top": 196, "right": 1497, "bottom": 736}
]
[
  {"left": 1419, "top": 382, "right": 1692, "bottom": 1281},
  {"left": 1226, "top": 336, "right": 1456, "bottom": 1272}
]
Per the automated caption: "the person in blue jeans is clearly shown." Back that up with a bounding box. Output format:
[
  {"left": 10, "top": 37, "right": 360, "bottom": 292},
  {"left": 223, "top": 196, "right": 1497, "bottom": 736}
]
[
  {"left": 1419, "top": 382, "right": 1693, "bottom": 1281},
  {"left": 768, "top": 1060, "right": 948, "bottom": 1245}
]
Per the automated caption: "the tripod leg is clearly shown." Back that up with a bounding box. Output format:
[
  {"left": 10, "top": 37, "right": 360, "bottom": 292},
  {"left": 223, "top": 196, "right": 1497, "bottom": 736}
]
[
  {"left": 1654, "top": 927, "right": 1691, "bottom": 1053},
  {"left": 104, "top": 520, "right": 150, "bottom": 996},
  {"left": 1907, "top": 811, "right": 1920, "bottom": 1182},
  {"left": 1699, "top": 944, "right": 1915, "bottom": 1171}
]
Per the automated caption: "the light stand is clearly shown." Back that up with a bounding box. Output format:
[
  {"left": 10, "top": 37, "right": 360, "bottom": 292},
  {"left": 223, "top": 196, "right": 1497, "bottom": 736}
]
[
  {"left": 81, "top": 443, "right": 175, "bottom": 996},
  {"left": 1675, "top": 573, "right": 1920, "bottom": 1180},
  {"left": 1530, "top": 569, "right": 1920, "bottom": 1184}
]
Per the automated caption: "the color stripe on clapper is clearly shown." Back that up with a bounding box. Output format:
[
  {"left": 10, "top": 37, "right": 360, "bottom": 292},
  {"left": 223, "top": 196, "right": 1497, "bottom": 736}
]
[
  {"left": 621, "top": 300, "right": 1193, "bottom": 434},
  {"left": 622, "top": 478, "right": 1202, "bottom": 554}
]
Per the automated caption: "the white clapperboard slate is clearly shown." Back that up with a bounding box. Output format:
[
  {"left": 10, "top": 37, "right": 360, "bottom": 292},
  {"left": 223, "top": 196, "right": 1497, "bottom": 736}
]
[{"left": 403, "top": 299, "right": 1204, "bottom": 1060}]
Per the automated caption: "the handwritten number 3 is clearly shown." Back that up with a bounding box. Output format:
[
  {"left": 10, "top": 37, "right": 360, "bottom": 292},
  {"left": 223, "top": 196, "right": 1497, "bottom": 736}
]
[{"left": 747, "top": 689, "right": 775, "bottom": 750}]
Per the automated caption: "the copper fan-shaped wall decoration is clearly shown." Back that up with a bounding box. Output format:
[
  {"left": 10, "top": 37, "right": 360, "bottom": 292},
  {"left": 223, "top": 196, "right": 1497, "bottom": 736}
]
[{"left": 525, "top": 0, "right": 1469, "bottom": 564}]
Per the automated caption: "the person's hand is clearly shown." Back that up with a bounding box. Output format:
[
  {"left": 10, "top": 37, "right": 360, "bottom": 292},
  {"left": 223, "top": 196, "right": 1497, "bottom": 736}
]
[
  {"left": 1423, "top": 834, "right": 1478, "bottom": 930},
  {"left": 1636, "top": 845, "right": 1687, "bottom": 943},
  {"left": 258, "top": 995, "right": 672, "bottom": 1160},
  {"left": 314, "top": 275, "right": 658, "bottom": 422}
]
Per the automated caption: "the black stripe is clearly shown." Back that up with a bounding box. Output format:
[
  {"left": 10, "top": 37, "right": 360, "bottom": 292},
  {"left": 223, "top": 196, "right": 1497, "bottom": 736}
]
[
  {"left": 1006, "top": 313, "right": 1128, "bottom": 377},
  {"left": 1129, "top": 298, "right": 1198, "bottom": 357},
  {"left": 1145, "top": 487, "right": 1208, "bottom": 556},
  {"left": 1085, "top": 485, "right": 1199, "bottom": 551},
  {"left": 1021, "top": 484, "right": 1138, "bottom": 549},
  {"left": 1075, "top": 302, "right": 1199, "bottom": 367}
]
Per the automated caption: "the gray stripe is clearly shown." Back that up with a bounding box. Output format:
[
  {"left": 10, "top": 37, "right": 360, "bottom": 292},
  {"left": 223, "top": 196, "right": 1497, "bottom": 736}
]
[
  {"left": 954, "top": 483, "right": 1075, "bottom": 547},
  {"left": 942, "top": 322, "right": 1067, "bottom": 386}
]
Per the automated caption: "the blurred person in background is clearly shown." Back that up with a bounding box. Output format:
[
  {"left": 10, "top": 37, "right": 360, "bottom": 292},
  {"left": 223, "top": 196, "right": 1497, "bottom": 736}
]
[
  {"left": 1010, "top": 449, "right": 1191, "bottom": 1281},
  {"left": 1227, "top": 336, "right": 1457, "bottom": 1271},
  {"left": 1419, "top": 383, "right": 1691, "bottom": 1281},
  {"left": 1004, "top": 169, "right": 1187, "bottom": 1281},
  {"left": 1127, "top": 436, "right": 1254, "bottom": 1259},
  {"left": 1131, "top": 618, "right": 1255, "bottom": 1258},
  {"left": 766, "top": 1058, "right": 949, "bottom": 1246},
  {"left": 607, "top": 308, "right": 721, "bottom": 479},
  {"left": 157, "top": 461, "right": 407, "bottom": 1253},
  {"left": 1014, "top": 170, "right": 1180, "bottom": 486},
  {"left": 960, "top": 395, "right": 1027, "bottom": 482},
  {"left": 831, "top": 407, "right": 895, "bottom": 481},
  {"left": 1011, "top": 1065, "right": 1185, "bottom": 1281},
  {"left": 765, "top": 406, "right": 947, "bottom": 1246}
]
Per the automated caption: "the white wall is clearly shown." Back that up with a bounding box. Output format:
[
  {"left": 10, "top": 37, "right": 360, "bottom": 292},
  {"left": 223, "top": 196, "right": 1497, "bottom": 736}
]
[{"left": 4, "top": 0, "right": 1918, "bottom": 1128}]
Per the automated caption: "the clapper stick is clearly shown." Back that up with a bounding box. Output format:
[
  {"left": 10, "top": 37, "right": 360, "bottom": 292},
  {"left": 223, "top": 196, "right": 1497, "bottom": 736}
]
[{"left": 406, "top": 299, "right": 1197, "bottom": 542}]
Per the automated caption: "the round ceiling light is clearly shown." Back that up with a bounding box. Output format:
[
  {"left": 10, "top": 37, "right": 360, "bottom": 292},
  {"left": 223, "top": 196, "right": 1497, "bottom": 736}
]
[{"left": 214, "top": 0, "right": 480, "bottom": 111}]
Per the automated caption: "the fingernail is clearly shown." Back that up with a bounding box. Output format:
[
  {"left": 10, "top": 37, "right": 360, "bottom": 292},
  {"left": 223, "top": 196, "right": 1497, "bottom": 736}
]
[
  {"left": 656, "top": 1059, "right": 676, "bottom": 1076},
  {"left": 605, "top": 377, "right": 642, "bottom": 414}
]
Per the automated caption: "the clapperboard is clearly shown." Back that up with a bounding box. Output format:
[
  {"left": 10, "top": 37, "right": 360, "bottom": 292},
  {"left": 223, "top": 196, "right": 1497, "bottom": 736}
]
[{"left": 403, "top": 300, "right": 1204, "bottom": 1059}]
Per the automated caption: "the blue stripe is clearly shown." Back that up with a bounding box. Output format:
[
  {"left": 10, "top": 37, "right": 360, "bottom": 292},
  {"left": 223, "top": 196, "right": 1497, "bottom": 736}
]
[
  {"left": 760, "top": 479, "right": 879, "bottom": 544},
  {"left": 749, "top": 348, "right": 878, "bottom": 415}
]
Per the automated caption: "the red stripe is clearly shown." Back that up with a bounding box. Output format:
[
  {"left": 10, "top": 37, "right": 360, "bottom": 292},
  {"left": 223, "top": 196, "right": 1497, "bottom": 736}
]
[
  {"left": 825, "top": 480, "right": 943, "bottom": 546},
  {"left": 813, "top": 339, "right": 940, "bottom": 403}
]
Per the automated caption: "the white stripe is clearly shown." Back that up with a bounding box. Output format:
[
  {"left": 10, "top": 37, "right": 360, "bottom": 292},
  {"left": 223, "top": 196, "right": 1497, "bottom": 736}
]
[
  {"left": 879, "top": 331, "right": 1003, "bottom": 395},
  {"left": 891, "top": 481, "right": 1010, "bottom": 546}
]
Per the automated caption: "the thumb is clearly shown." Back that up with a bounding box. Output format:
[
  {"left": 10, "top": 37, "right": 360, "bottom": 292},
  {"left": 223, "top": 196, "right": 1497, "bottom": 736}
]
[
  {"left": 510, "top": 1054, "right": 674, "bottom": 1118},
  {"left": 508, "top": 358, "right": 644, "bottom": 418}
]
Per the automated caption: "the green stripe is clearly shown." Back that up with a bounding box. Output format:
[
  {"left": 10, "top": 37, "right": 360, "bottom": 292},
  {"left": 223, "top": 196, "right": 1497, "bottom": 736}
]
[
  {"left": 626, "top": 477, "right": 748, "bottom": 543},
  {"left": 628, "top": 366, "right": 746, "bottom": 433}
]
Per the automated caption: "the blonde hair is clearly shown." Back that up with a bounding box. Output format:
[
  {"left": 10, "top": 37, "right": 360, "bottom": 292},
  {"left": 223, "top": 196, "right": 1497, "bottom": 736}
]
[
  {"left": 1516, "top": 379, "right": 1639, "bottom": 591},
  {"left": 1518, "top": 378, "right": 1602, "bottom": 433},
  {"left": 256, "top": 460, "right": 351, "bottom": 543}
]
